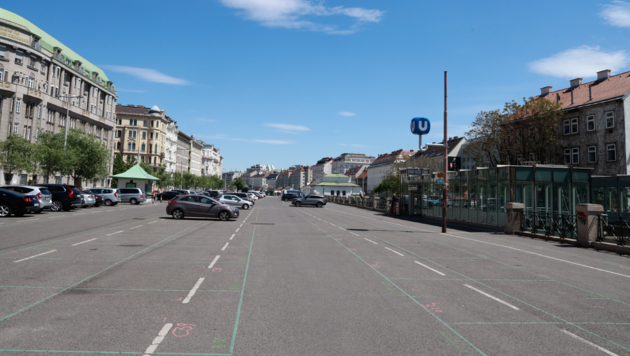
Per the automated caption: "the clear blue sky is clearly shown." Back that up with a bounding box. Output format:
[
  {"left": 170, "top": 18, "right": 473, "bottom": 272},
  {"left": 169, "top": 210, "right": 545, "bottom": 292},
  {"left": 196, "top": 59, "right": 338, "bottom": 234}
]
[{"left": 5, "top": 1, "right": 630, "bottom": 170}]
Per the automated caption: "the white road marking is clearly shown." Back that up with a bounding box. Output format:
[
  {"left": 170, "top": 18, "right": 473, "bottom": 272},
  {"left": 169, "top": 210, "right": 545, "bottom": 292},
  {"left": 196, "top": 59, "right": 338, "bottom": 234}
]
[
  {"left": 106, "top": 209, "right": 114, "bottom": 211},
  {"left": 384, "top": 247, "right": 404, "bottom": 256},
  {"left": 107, "top": 231, "right": 124, "bottom": 236},
  {"left": 130, "top": 225, "right": 143, "bottom": 230},
  {"left": 561, "top": 329, "right": 618, "bottom": 356},
  {"left": 143, "top": 323, "right": 173, "bottom": 356},
  {"left": 331, "top": 223, "right": 336, "bottom": 226},
  {"left": 463, "top": 284, "right": 520, "bottom": 310},
  {"left": 331, "top": 208, "right": 630, "bottom": 280},
  {"left": 338, "top": 227, "right": 345, "bottom": 230},
  {"left": 148, "top": 221, "right": 157, "bottom": 224},
  {"left": 221, "top": 243, "right": 229, "bottom": 251},
  {"left": 235, "top": 228, "right": 240, "bottom": 232},
  {"left": 349, "top": 232, "right": 359, "bottom": 236},
  {"left": 182, "top": 277, "right": 205, "bottom": 304},
  {"left": 229, "top": 234, "right": 235, "bottom": 240},
  {"left": 364, "top": 238, "right": 378, "bottom": 244},
  {"left": 72, "top": 238, "right": 97, "bottom": 246},
  {"left": 414, "top": 261, "right": 446, "bottom": 276},
  {"left": 208, "top": 255, "right": 220, "bottom": 269},
  {"left": 14, "top": 250, "right": 56, "bottom": 263}
]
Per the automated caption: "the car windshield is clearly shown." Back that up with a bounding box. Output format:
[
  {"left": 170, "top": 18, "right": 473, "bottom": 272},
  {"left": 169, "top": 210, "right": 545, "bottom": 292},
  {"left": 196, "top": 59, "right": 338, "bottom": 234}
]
[{"left": 0, "top": 189, "right": 23, "bottom": 197}]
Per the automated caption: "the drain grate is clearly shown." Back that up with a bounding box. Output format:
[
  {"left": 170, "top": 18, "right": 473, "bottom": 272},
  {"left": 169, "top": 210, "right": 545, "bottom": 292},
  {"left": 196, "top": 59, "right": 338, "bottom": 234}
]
[{"left": 251, "top": 223, "right": 275, "bottom": 225}]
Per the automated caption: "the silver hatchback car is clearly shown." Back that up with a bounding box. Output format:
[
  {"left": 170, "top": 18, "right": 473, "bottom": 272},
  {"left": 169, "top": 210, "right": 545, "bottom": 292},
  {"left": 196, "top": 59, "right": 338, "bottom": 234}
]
[
  {"left": 219, "top": 195, "right": 253, "bottom": 210},
  {"left": 85, "top": 187, "right": 121, "bottom": 206},
  {"left": 0, "top": 185, "right": 52, "bottom": 213}
]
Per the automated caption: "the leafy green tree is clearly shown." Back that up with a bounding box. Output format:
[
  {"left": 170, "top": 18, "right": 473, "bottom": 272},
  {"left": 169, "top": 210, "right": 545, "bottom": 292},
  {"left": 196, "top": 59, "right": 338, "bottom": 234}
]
[
  {"left": 125, "top": 154, "right": 137, "bottom": 169},
  {"left": 66, "top": 129, "right": 110, "bottom": 186},
  {"left": 232, "top": 178, "right": 245, "bottom": 192},
  {"left": 111, "top": 153, "right": 127, "bottom": 188},
  {"left": 0, "top": 134, "right": 36, "bottom": 184},
  {"left": 35, "top": 132, "right": 75, "bottom": 182}
]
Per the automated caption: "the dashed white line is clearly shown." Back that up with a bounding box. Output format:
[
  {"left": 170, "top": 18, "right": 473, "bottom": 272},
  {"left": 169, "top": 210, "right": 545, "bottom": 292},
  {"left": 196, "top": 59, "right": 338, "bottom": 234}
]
[
  {"left": 330, "top": 223, "right": 336, "bottom": 226},
  {"left": 384, "top": 247, "right": 404, "bottom": 256},
  {"left": 208, "top": 255, "right": 220, "bottom": 269},
  {"left": 130, "top": 225, "right": 143, "bottom": 230},
  {"left": 142, "top": 323, "right": 173, "bottom": 356},
  {"left": 338, "top": 227, "right": 345, "bottom": 230},
  {"left": 221, "top": 243, "right": 229, "bottom": 251},
  {"left": 72, "top": 238, "right": 97, "bottom": 246},
  {"left": 229, "top": 234, "right": 235, "bottom": 240},
  {"left": 107, "top": 231, "right": 124, "bottom": 236},
  {"left": 14, "top": 250, "right": 56, "bottom": 263},
  {"left": 182, "top": 277, "right": 205, "bottom": 304},
  {"left": 106, "top": 209, "right": 114, "bottom": 211},
  {"left": 148, "top": 221, "right": 157, "bottom": 224},
  {"left": 561, "top": 330, "right": 618, "bottom": 356},
  {"left": 364, "top": 238, "right": 378, "bottom": 244},
  {"left": 235, "top": 228, "right": 240, "bottom": 232},
  {"left": 349, "top": 232, "right": 359, "bottom": 236},
  {"left": 463, "top": 284, "right": 520, "bottom": 310},
  {"left": 414, "top": 261, "right": 446, "bottom": 276}
]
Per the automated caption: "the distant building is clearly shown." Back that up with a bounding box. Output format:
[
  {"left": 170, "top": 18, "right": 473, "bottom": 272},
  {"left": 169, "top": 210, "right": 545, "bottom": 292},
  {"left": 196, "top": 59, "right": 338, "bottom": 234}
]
[
  {"left": 247, "top": 164, "right": 275, "bottom": 173},
  {"left": 288, "top": 166, "right": 312, "bottom": 190},
  {"left": 222, "top": 171, "right": 243, "bottom": 189},
  {"left": 165, "top": 116, "right": 179, "bottom": 174},
  {"left": 312, "top": 157, "right": 334, "bottom": 180},
  {"left": 176, "top": 131, "right": 192, "bottom": 173},
  {"left": 201, "top": 143, "right": 223, "bottom": 177},
  {"left": 367, "top": 149, "right": 415, "bottom": 193},
  {"left": 331, "top": 153, "right": 375, "bottom": 174},
  {"left": 411, "top": 137, "right": 467, "bottom": 172},
  {"left": 115, "top": 105, "right": 168, "bottom": 168}
]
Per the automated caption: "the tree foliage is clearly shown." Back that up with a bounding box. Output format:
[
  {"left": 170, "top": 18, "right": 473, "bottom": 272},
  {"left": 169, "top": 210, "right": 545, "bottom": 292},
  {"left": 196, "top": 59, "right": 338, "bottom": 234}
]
[
  {"left": 232, "top": 178, "right": 245, "bottom": 192},
  {"left": 0, "top": 134, "right": 37, "bottom": 182},
  {"left": 464, "top": 97, "right": 564, "bottom": 166},
  {"left": 66, "top": 129, "right": 110, "bottom": 183}
]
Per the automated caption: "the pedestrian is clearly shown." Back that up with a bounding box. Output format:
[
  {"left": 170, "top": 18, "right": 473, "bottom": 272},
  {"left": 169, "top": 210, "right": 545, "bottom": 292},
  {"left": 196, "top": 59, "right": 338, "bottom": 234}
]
[
  {"left": 160, "top": 192, "right": 163, "bottom": 203},
  {"left": 152, "top": 190, "right": 156, "bottom": 204}
]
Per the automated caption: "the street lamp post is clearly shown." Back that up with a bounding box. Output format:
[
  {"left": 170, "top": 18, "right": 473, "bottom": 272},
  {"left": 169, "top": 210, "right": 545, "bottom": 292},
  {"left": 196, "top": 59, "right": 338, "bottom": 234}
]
[{"left": 57, "top": 94, "right": 84, "bottom": 151}]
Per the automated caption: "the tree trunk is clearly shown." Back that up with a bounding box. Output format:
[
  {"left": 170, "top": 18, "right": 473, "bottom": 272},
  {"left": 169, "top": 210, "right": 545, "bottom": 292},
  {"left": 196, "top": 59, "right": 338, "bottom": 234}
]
[{"left": 3, "top": 173, "right": 13, "bottom": 185}]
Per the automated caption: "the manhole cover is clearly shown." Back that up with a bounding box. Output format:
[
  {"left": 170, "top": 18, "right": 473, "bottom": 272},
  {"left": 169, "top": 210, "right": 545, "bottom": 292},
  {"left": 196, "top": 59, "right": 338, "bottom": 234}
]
[{"left": 251, "top": 223, "right": 275, "bottom": 225}]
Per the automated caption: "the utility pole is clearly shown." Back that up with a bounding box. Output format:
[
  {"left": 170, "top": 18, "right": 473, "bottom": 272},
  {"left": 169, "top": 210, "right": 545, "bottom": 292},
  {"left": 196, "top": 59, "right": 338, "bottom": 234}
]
[{"left": 442, "top": 71, "right": 448, "bottom": 233}]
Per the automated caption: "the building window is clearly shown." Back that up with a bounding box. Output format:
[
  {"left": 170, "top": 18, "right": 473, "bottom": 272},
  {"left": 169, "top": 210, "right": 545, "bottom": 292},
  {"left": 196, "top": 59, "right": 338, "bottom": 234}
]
[
  {"left": 117, "top": 142, "right": 121, "bottom": 149},
  {"left": 142, "top": 132, "right": 146, "bottom": 139},
  {"left": 15, "top": 98, "right": 21, "bottom": 114},
  {"left": 141, "top": 143, "right": 146, "bottom": 152},
  {"left": 605, "top": 111, "right": 615, "bottom": 128},
  {"left": 0, "top": 45, "right": 5, "bottom": 59},
  {"left": 588, "top": 146, "right": 597, "bottom": 163},
  {"left": 132, "top": 143, "right": 136, "bottom": 150},
  {"left": 117, "top": 130, "right": 121, "bottom": 138},
  {"left": 13, "top": 123, "right": 18, "bottom": 134},
  {"left": 563, "top": 120, "right": 570, "bottom": 135},
  {"left": 28, "top": 76, "right": 34, "bottom": 88},
  {"left": 133, "top": 131, "right": 137, "bottom": 138},
  {"left": 143, "top": 120, "right": 147, "bottom": 127},
  {"left": 571, "top": 148, "right": 579, "bottom": 164},
  {"left": 564, "top": 149, "right": 571, "bottom": 164},
  {"left": 15, "top": 50, "right": 23, "bottom": 64},
  {"left": 607, "top": 144, "right": 616, "bottom": 161},
  {"left": 127, "top": 142, "right": 131, "bottom": 150}
]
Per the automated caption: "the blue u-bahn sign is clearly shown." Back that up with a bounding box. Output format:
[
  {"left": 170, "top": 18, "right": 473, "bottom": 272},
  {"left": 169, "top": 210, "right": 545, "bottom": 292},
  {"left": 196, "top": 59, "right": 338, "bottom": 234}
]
[{"left": 410, "top": 117, "right": 430, "bottom": 135}]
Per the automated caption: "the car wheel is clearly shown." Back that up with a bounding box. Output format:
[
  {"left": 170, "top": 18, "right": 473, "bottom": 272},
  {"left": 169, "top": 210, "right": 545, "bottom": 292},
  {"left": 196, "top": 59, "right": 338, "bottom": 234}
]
[
  {"left": 51, "top": 200, "right": 62, "bottom": 212},
  {"left": 316, "top": 202, "right": 323, "bottom": 208},
  {"left": 172, "top": 209, "right": 184, "bottom": 219},
  {"left": 0, "top": 205, "right": 11, "bottom": 217},
  {"left": 219, "top": 211, "right": 230, "bottom": 221},
  {"left": 34, "top": 209, "right": 43, "bottom": 214},
  {"left": 242, "top": 204, "right": 249, "bottom": 210},
  {"left": 130, "top": 198, "right": 137, "bottom": 205},
  {"left": 104, "top": 199, "right": 112, "bottom": 206},
  {"left": 295, "top": 202, "right": 302, "bottom": 207}
]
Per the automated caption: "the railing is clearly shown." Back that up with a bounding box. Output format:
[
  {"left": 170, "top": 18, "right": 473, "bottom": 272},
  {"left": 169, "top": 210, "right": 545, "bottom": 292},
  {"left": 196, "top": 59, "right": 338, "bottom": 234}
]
[
  {"left": 596, "top": 214, "right": 630, "bottom": 246},
  {"left": 365, "top": 197, "right": 373, "bottom": 208},
  {"left": 376, "top": 198, "right": 386, "bottom": 211},
  {"left": 520, "top": 211, "right": 577, "bottom": 240}
]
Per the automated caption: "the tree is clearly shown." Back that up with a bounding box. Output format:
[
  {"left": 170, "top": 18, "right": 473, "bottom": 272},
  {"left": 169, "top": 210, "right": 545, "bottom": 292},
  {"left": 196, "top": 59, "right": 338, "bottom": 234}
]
[
  {"left": 464, "top": 97, "right": 564, "bottom": 166},
  {"left": 35, "top": 132, "right": 75, "bottom": 182},
  {"left": 233, "top": 178, "right": 245, "bottom": 192},
  {"left": 0, "top": 134, "right": 36, "bottom": 184},
  {"left": 111, "top": 153, "right": 127, "bottom": 188},
  {"left": 125, "top": 154, "right": 137, "bottom": 169},
  {"left": 67, "top": 129, "right": 110, "bottom": 186}
]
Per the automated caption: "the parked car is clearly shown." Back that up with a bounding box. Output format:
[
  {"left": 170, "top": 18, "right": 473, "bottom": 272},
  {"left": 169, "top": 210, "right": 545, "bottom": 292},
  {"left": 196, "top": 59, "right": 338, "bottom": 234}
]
[
  {"left": 79, "top": 191, "right": 96, "bottom": 208},
  {"left": 118, "top": 188, "right": 146, "bottom": 205},
  {"left": 166, "top": 195, "right": 239, "bottom": 221},
  {"left": 0, "top": 189, "right": 40, "bottom": 217},
  {"left": 281, "top": 193, "right": 298, "bottom": 201},
  {"left": 83, "top": 188, "right": 121, "bottom": 206},
  {"left": 246, "top": 193, "right": 259, "bottom": 201},
  {"left": 232, "top": 192, "right": 255, "bottom": 204},
  {"left": 34, "top": 184, "right": 83, "bottom": 212},
  {"left": 156, "top": 191, "right": 183, "bottom": 201},
  {"left": 219, "top": 195, "right": 253, "bottom": 210},
  {"left": 292, "top": 195, "right": 327, "bottom": 208},
  {"left": 0, "top": 185, "right": 52, "bottom": 213},
  {"left": 206, "top": 190, "right": 222, "bottom": 198},
  {"left": 92, "top": 193, "right": 104, "bottom": 207}
]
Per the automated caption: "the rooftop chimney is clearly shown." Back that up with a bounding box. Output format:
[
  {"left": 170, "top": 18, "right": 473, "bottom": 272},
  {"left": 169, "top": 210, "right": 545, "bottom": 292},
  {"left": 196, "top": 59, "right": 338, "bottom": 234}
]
[
  {"left": 541, "top": 86, "right": 553, "bottom": 95},
  {"left": 597, "top": 69, "right": 611, "bottom": 81},
  {"left": 570, "top": 78, "right": 582, "bottom": 88}
]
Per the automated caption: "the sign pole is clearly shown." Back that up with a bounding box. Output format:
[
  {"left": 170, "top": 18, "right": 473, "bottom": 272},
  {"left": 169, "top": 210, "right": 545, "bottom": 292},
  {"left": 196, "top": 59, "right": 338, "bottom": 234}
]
[{"left": 442, "top": 71, "right": 448, "bottom": 233}]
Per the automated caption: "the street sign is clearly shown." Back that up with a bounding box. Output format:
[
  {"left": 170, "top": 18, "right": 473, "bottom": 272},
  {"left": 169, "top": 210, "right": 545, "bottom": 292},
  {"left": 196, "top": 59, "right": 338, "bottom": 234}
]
[
  {"left": 437, "top": 178, "right": 444, "bottom": 184},
  {"left": 410, "top": 117, "right": 431, "bottom": 135},
  {"left": 408, "top": 184, "right": 418, "bottom": 191},
  {"left": 437, "top": 172, "right": 444, "bottom": 178}
]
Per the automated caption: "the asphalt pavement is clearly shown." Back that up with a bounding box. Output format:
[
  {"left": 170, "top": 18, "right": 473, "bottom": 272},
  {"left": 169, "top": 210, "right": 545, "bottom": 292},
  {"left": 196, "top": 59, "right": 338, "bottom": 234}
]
[{"left": 0, "top": 197, "right": 629, "bottom": 355}]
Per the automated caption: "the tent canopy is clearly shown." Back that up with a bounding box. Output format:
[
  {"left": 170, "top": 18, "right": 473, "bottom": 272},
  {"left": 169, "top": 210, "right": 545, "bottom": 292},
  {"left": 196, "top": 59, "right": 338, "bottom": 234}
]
[{"left": 110, "top": 164, "right": 160, "bottom": 181}]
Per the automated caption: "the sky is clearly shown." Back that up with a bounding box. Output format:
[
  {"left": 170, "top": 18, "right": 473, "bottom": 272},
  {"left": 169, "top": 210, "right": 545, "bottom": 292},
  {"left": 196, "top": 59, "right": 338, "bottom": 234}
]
[{"left": 4, "top": 0, "right": 630, "bottom": 171}]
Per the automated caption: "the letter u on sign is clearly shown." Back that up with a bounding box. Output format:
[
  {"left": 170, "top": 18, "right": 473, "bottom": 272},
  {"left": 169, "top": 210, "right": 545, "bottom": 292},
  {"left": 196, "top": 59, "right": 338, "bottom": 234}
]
[{"left": 410, "top": 117, "right": 431, "bottom": 135}]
